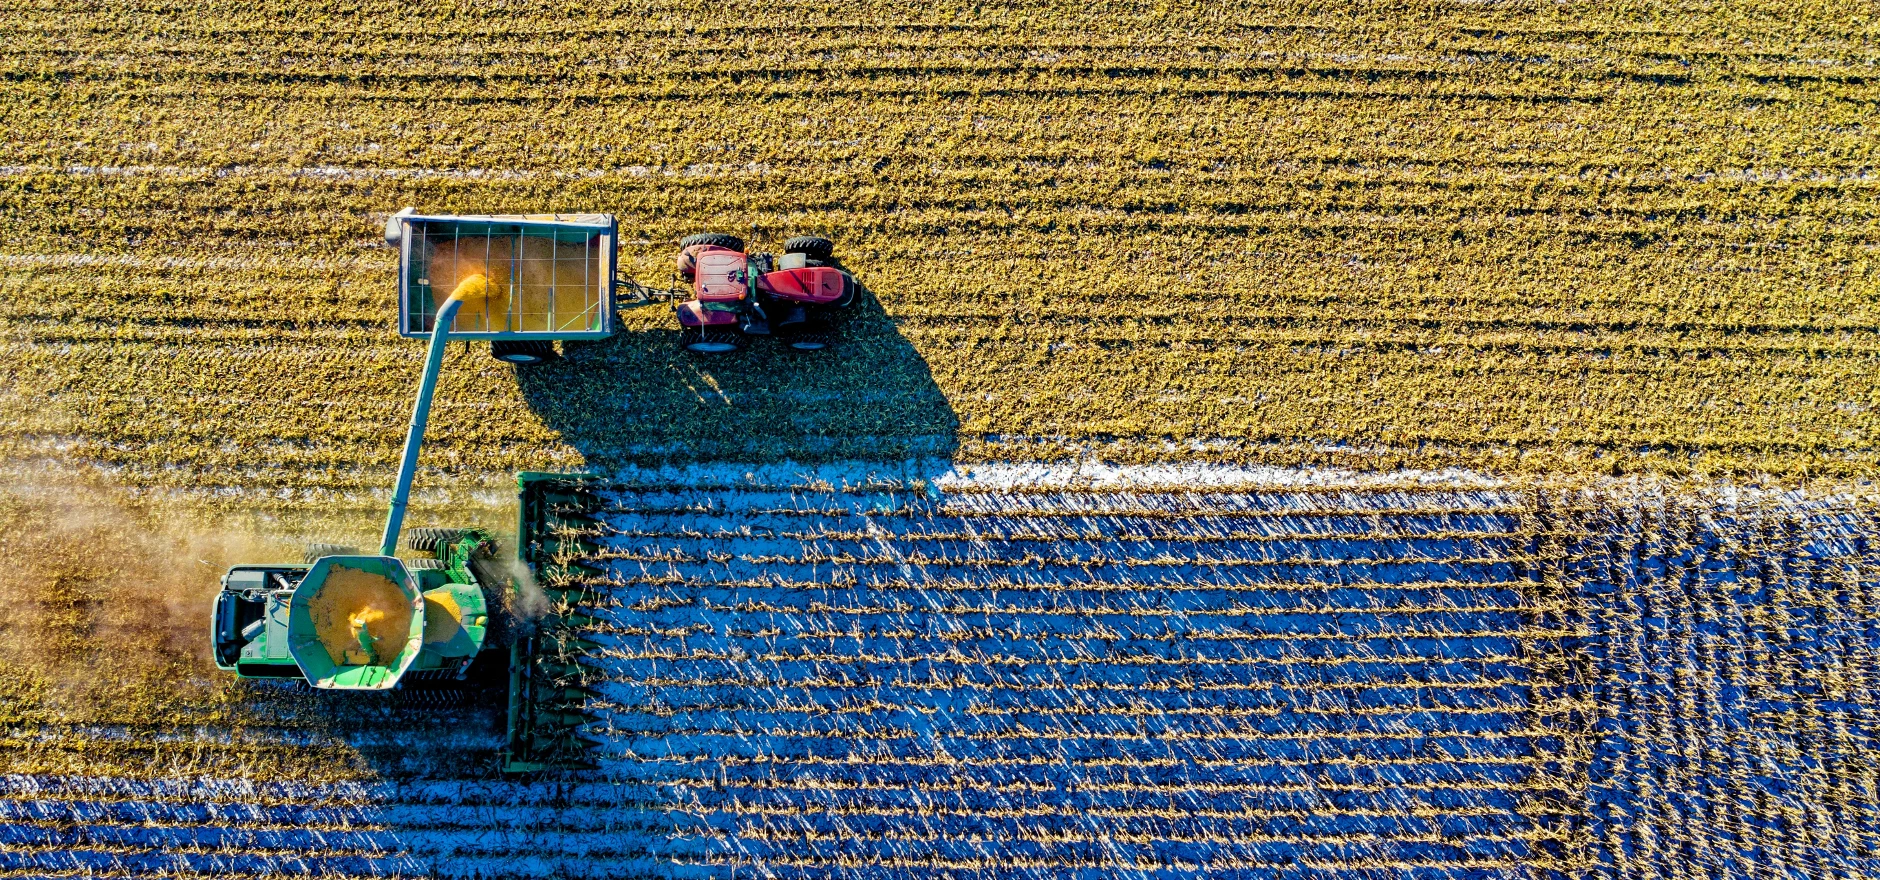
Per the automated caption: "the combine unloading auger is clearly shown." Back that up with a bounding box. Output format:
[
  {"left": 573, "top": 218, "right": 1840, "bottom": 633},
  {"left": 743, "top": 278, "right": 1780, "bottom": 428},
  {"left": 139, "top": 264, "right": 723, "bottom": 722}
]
[
  {"left": 210, "top": 210, "right": 863, "bottom": 772},
  {"left": 210, "top": 212, "right": 627, "bottom": 773}
]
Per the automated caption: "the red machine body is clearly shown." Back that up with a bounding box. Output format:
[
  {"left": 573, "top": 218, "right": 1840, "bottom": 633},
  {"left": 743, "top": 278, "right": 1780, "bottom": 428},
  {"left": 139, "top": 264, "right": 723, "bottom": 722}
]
[
  {"left": 669, "top": 236, "right": 856, "bottom": 352},
  {"left": 691, "top": 248, "right": 747, "bottom": 302},
  {"left": 757, "top": 266, "right": 849, "bottom": 304}
]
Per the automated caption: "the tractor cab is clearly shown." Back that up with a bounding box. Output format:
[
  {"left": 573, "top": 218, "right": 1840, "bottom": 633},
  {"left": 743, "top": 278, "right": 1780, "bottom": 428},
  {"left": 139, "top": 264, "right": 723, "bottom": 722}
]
[
  {"left": 691, "top": 247, "right": 747, "bottom": 302},
  {"left": 672, "top": 234, "right": 859, "bottom": 352}
]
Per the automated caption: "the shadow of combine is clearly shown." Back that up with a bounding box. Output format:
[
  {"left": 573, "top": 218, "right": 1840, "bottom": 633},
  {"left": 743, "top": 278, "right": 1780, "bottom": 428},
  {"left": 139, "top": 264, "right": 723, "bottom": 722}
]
[
  {"left": 516, "top": 262, "right": 959, "bottom": 468},
  {"left": 222, "top": 651, "right": 514, "bottom": 778}
]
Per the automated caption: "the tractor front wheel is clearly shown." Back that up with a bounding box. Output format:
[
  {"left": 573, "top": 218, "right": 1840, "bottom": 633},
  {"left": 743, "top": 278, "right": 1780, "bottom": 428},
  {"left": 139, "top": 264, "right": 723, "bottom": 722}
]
[
  {"left": 681, "top": 326, "right": 747, "bottom": 354},
  {"left": 491, "top": 340, "right": 556, "bottom": 365},
  {"left": 784, "top": 236, "right": 835, "bottom": 260},
  {"left": 680, "top": 232, "right": 745, "bottom": 253}
]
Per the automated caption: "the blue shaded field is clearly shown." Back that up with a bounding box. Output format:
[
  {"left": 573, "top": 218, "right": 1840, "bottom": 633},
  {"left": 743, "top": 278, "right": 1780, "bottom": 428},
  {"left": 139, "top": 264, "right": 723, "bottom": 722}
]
[
  {"left": 554, "top": 483, "right": 1575, "bottom": 877},
  {"left": 1571, "top": 499, "right": 1880, "bottom": 880},
  {"left": 3, "top": 474, "right": 1875, "bottom": 878}
]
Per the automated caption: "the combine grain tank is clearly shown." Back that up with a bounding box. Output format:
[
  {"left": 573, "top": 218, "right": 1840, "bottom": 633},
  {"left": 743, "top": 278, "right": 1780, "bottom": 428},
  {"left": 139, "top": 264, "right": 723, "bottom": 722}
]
[{"left": 211, "top": 534, "right": 493, "bottom": 690}]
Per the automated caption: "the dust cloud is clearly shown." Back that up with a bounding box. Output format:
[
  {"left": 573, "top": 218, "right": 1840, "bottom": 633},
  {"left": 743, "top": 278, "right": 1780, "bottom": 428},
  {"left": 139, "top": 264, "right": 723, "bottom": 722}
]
[{"left": 0, "top": 470, "right": 280, "bottom": 683}]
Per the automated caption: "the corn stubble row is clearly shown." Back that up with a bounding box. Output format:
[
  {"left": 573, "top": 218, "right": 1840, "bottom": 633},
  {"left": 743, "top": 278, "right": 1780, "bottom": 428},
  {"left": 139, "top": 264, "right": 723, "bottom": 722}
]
[
  {"left": 0, "top": 2, "right": 1876, "bottom": 490},
  {"left": 3, "top": 478, "right": 1873, "bottom": 879}
]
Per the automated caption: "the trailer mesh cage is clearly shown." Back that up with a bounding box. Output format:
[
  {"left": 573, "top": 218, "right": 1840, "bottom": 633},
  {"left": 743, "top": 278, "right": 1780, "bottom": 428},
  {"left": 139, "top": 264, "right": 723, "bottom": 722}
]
[{"left": 395, "top": 213, "right": 616, "bottom": 340}]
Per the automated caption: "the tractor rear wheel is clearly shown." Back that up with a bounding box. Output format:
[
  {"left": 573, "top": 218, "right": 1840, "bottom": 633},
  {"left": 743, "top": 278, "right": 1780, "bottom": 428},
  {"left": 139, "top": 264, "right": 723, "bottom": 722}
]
[
  {"left": 681, "top": 326, "right": 747, "bottom": 354},
  {"left": 680, "top": 232, "right": 745, "bottom": 253},
  {"left": 784, "top": 236, "right": 835, "bottom": 260},
  {"left": 406, "top": 528, "right": 467, "bottom": 551},
  {"left": 491, "top": 340, "right": 556, "bottom": 365}
]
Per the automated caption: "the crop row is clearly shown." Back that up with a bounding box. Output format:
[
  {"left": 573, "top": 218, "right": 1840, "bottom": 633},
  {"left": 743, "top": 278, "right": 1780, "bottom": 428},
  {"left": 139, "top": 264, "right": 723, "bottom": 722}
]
[
  {"left": 3, "top": 0, "right": 1876, "bottom": 481},
  {"left": 10, "top": 330, "right": 1873, "bottom": 486},
  {"left": 534, "top": 479, "right": 1574, "bottom": 875}
]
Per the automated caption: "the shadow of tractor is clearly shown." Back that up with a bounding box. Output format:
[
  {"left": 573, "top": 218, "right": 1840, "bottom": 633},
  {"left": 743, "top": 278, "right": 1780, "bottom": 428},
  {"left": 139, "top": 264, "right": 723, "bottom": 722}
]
[{"left": 516, "top": 266, "right": 958, "bottom": 468}]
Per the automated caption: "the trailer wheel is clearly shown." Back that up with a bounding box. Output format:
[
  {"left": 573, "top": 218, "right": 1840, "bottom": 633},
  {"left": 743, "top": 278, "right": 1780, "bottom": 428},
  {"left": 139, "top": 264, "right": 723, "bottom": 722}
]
[
  {"left": 406, "top": 528, "right": 468, "bottom": 551},
  {"left": 492, "top": 340, "right": 556, "bottom": 365},
  {"left": 784, "top": 236, "right": 835, "bottom": 260},
  {"left": 681, "top": 326, "right": 746, "bottom": 354},
  {"left": 679, "top": 232, "right": 745, "bottom": 253}
]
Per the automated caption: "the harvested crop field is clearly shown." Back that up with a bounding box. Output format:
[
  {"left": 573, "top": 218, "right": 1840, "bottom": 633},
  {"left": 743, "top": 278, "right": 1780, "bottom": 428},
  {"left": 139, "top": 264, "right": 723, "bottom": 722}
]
[
  {"left": 2, "top": 1, "right": 1879, "bottom": 878},
  {"left": 4, "top": 464, "right": 1879, "bottom": 877},
  {"left": 3, "top": 3, "right": 1880, "bottom": 488}
]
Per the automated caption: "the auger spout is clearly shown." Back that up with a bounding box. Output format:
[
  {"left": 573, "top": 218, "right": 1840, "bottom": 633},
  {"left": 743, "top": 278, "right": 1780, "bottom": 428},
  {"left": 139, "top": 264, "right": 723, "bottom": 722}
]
[{"left": 380, "top": 274, "right": 487, "bottom": 556}]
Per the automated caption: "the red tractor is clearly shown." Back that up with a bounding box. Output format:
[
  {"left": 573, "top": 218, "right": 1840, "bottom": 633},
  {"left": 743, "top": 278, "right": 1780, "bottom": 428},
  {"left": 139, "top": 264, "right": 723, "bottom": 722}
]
[{"left": 671, "top": 233, "right": 859, "bottom": 353}]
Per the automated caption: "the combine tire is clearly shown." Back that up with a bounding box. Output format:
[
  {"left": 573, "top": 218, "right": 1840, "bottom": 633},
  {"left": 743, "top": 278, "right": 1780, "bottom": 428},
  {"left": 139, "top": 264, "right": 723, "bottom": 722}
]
[
  {"left": 405, "top": 558, "right": 445, "bottom": 571},
  {"left": 681, "top": 326, "right": 746, "bottom": 354},
  {"left": 406, "top": 528, "right": 467, "bottom": 551},
  {"left": 680, "top": 232, "right": 745, "bottom": 253},
  {"left": 784, "top": 236, "right": 835, "bottom": 260},
  {"left": 492, "top": 340, "right": 556, "bottom": 365},
  {"left": 303, "top": 542, "right": 359, "bottom": 563}
]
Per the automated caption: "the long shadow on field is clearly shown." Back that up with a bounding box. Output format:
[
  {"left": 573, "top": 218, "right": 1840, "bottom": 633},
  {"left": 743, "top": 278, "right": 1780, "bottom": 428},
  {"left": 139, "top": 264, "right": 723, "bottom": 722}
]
[{"left": 517, "top": 259, "right": 958, "bottom": 467}]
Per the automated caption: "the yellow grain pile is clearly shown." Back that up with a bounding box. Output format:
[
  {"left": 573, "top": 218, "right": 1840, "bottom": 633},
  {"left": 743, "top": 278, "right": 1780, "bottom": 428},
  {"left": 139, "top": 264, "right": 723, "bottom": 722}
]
[
  {"left": 422, "top": 590, "right": 463, "bottom": 645},
  {"left": 426, "top": 235, "right": 601, "bottom": 333},
  {"left": 310, "top": 566, "right": 412, "bottom": 667}
]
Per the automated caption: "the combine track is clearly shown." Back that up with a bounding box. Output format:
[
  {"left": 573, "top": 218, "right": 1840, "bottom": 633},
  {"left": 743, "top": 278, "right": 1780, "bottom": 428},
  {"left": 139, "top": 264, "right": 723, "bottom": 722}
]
[{"left": 3, "top": 466, "right": 1876, "bottom": 878}]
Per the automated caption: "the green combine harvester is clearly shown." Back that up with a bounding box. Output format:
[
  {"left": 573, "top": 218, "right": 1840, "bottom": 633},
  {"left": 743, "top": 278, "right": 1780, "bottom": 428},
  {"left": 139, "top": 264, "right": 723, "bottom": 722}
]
[{"left": 209, "top": 212, "right": 612, "bottom": 772}]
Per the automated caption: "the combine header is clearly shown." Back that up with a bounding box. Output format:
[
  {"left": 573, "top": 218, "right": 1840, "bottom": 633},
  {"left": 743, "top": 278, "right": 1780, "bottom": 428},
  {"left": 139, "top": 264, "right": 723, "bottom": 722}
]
[{"left": 504, "top": 473, "right": 607, "bottom": 771}]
